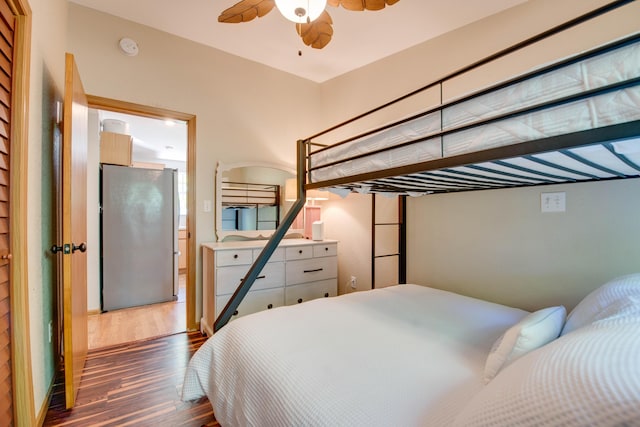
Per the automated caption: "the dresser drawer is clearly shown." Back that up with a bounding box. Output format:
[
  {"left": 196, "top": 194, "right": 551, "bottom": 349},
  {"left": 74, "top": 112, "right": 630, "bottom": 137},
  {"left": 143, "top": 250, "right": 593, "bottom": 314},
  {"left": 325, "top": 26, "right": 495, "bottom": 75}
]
[
  {"left": 216, "top": 287, "right": 285, "bottom": 321},
  {"left": 313, "top": 243, "right": 337, "bottom": 258},
  {"left": 216, "top": 262, "right": 285, "bottom": 295},
  {"left": 285, "top": 279, "right": 337, "bottom": 305},
  {"left": 216, "top": 249, "right": 253, "bottom": 267},
  {"left": 253, "top": 247, "right": 285, "bottom": 262},
  {"left": 285, "top": 245, "right": 313, "bottom": 260},
  {"left": 286, "top": 256, "right": 337, "bottom": 286}
]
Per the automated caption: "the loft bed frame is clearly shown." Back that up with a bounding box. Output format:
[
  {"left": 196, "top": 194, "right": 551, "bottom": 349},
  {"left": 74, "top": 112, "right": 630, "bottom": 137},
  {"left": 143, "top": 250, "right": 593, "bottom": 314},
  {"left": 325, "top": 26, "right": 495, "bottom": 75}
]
[
  {"left": 221, "top": 181, "right": 280, "bottom": 208},
  {"left": 213, "top": 0, "right": 640, "bottom": 332}
]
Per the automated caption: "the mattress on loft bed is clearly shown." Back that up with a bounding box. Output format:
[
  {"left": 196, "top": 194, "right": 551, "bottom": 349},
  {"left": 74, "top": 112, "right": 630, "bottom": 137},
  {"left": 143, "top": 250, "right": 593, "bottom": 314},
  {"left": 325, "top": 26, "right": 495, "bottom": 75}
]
[{"left": 309, "top": 39, "right": 640, "bottom": 187}]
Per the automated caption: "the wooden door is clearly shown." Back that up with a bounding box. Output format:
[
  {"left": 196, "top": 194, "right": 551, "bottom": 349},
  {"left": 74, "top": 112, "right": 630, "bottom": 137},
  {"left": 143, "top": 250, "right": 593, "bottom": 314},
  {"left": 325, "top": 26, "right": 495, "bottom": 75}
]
[
  {"left": 61, "top": 52, "right": 88, "bottom": 409},
  {"left": 0, "top": 0, "right": 14, "bottom": 421}
]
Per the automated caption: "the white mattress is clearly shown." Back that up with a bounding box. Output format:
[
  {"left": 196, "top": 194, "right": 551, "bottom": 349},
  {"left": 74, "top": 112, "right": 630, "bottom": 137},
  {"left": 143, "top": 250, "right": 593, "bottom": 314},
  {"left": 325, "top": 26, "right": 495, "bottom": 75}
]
[
  {"left": 309, "top": 39, "right": 640, "bottom": 185},
  {"left": 182, "top": 284, "right": 527, "bottom": 427}
]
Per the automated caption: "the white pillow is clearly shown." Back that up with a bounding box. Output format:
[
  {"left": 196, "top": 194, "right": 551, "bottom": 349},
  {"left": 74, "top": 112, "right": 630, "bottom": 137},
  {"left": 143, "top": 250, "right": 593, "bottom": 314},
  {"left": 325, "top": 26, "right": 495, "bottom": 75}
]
[
  {"left": 453, "top": 315, "right": 640, "bottom": 427},
  {"left": 484, "top": 305, "right": 566, "bottom": 383},
  {"left": 562, "top": 273, "right": 640, "bottom": 336}
]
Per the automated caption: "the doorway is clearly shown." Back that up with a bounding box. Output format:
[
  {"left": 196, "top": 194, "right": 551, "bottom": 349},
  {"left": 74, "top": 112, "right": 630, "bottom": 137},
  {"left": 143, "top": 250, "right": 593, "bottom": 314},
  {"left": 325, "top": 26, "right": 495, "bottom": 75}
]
[{"left": 86, "top": 96, "right": 196, "bottom": 348}]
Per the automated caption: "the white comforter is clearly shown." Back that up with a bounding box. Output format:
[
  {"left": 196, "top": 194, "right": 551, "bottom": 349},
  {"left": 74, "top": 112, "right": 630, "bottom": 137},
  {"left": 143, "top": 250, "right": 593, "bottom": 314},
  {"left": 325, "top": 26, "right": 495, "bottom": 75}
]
[{"left": 182, "top": 285, "right": 527, "bottom": 427}]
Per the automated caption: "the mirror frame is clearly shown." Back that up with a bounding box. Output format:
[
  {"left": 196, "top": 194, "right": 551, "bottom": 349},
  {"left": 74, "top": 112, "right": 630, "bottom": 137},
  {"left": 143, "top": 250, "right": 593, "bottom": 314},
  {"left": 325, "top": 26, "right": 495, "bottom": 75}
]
[{"left": 215, "top": 161, "right": 299, "bottom": 241}]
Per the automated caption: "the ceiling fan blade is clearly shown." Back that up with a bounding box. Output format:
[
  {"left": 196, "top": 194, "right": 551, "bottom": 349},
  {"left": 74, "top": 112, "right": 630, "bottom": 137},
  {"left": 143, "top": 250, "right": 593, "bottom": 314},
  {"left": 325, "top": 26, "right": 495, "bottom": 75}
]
[
  {"left": 218, "top": 0, "right": 276, "bottom": 23},
  {"left": 296, "top": 10, "right": 334, "bottom": 49},
  {"left": 327, "top": 0, "right": 399, "bottom": 11}
]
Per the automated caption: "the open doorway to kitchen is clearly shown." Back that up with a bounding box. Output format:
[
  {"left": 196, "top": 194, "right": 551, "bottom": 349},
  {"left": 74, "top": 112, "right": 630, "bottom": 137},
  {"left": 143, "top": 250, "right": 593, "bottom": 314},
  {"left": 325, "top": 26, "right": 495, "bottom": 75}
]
[{"left": 85, "top": 96, "right": 195, "bottom": 349}]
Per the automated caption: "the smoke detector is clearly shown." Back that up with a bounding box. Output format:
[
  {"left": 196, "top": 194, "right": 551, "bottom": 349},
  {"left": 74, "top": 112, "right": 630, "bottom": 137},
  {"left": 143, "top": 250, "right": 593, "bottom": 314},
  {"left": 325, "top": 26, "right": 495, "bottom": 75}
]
[{"left": 118, "top": 37, "right": 139, "bottom": 56}]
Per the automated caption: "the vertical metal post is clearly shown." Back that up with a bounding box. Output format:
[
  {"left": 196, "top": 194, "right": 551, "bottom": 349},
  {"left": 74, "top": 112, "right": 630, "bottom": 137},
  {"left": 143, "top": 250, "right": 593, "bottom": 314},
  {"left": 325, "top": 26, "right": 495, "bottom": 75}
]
[
  {"left": 398, "top": 195, "right": 407, "bottom": 284},
  {"left": 371, "top": 194, "right": 376, "bottom": 289}
]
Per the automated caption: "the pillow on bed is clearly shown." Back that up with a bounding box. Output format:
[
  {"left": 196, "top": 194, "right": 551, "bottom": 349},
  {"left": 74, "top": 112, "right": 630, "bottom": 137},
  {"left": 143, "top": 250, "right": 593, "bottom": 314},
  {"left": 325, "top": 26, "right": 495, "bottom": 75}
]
[
  {"left": 561, "top": 273, "right": 640, "bottom": 336},
  {"left": 452, "top": 303, "right": 640, "bottom": 427},
  {"left": 483, "top": 305, "right": 565, "bottom": 383}
]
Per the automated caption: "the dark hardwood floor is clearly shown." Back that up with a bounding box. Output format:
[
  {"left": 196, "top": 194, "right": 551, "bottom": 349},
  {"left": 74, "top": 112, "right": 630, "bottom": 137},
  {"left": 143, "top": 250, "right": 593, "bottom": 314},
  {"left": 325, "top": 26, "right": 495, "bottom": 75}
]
[{"left": 43, "top": 332, "right": 219, "bottom": 427}]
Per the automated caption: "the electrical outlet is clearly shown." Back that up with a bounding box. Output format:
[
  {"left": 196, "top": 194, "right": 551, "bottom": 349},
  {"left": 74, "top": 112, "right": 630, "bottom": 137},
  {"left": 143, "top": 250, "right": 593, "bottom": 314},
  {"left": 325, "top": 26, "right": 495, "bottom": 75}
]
[
  {"left": 48, "top": 321, "right": 53, "bottom": 343},
  {"left": 350, "top": 276, "right": 357, "bottom": 289}
]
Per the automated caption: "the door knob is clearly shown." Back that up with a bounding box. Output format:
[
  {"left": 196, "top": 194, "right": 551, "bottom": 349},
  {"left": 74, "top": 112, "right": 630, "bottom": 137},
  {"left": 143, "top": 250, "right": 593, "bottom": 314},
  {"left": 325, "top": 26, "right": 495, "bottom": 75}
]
[
  {"left": 51, "top": 245, "right": 64, "bottom": 254},
  {"left": 72, "top": 242, "right": 87, "bottom": 253},
  {"left": 0, "top": 253, "right": 11, "bottom": 260}
]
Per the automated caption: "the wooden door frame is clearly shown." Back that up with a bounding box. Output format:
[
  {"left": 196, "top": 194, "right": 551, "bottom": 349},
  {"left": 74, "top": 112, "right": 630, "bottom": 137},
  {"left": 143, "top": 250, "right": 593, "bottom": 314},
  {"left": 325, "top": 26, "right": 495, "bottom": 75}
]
[
  {"left": 86, "top": 95, "right": 197, "bottom": 331},
  {"left": 8, "top": 0, "right": 35, "bottom": 425}
]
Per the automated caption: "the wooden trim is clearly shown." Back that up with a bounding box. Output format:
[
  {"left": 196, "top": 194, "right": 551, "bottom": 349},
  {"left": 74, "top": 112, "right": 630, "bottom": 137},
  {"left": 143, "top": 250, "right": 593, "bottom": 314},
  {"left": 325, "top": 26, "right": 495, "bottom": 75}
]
[
  {"left": 7, "top": 0, "right": 34, "bottom": 425},
  {"left": 86, "top": 95, "right": 198, "bottom": 331},
  {"left": 186, "top": 115, "right": 196, "bottom": 331},
  {"left": 86, "top": 95, "right": 195, "bottom": 122}
]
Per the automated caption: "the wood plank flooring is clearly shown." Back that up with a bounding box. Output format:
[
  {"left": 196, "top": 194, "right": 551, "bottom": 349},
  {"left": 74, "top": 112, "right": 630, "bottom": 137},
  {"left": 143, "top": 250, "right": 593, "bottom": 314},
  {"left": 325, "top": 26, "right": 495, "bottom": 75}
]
[
  {"left": 43, "top": 332, "right": 219, "bottom": 427},
  {"left": 88, "top": 299, "right": 186, "bottom": 350},
  {"left": 88, "top": 275, "right": 187, "bottom": 349}
]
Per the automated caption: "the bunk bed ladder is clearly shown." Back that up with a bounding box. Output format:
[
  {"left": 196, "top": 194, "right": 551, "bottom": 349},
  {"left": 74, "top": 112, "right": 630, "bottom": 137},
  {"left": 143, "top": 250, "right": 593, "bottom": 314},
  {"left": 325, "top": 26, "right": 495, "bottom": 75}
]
[
  {"left": 214, "top": 140, "right": 307, "bottom": 332},
  {"left": 371, "top": 194, "right": 406, "bottom": 289}
]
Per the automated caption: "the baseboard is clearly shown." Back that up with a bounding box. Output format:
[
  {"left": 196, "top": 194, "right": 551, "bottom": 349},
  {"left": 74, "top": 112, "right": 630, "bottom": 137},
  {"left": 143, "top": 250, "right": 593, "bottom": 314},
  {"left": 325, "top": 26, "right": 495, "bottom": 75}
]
[{"left": 88, "top": 309, "right": 101, "bottom": 316}]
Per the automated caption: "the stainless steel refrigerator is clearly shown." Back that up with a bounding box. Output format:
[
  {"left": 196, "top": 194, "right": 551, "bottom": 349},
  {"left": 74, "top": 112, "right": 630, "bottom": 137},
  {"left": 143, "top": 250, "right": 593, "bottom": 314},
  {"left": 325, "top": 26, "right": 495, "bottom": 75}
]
[{"left": 101, "top": 164, "right": 179, "bottom": 311}]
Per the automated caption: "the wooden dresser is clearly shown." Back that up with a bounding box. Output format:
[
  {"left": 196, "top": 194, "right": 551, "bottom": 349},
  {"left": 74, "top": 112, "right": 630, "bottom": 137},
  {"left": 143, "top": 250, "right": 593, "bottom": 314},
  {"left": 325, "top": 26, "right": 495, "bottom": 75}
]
[{"left": 201, "top": 238, "right": 338, "bottom": 335}]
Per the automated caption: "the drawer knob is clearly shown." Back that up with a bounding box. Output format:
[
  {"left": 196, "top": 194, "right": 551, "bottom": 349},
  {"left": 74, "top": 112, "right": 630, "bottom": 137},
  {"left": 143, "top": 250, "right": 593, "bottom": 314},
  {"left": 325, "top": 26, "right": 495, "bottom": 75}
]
[
  {"left": 233, "top": 254, "right": 239, "bottom": 259},
  {"left": 324, "top": 293, "right": 329, "bottom": 298},
  {"left": 325, "top": 247, "right": 329, "bottom": 251},
  {"left": 267, "top": 304, "right": 273, "bottom": 309},
  {"left": 297, "top": 298, "right": 303, "bottom": 304},
  {"left": 233, "top": 310, "right": 238, "bottom": 316},
  {"left": 298, "top": 250, "right": 303, "bottom": 254}
]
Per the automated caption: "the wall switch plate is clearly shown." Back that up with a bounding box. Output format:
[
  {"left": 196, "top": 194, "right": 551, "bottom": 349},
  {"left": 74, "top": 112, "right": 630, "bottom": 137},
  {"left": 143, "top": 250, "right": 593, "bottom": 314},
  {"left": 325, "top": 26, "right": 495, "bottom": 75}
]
[
  {"left": 541, "top": 192, "right": 566, "bottom": 213},
  {"left": 203, "top": 200, "right": 212, "bottom": 212}
]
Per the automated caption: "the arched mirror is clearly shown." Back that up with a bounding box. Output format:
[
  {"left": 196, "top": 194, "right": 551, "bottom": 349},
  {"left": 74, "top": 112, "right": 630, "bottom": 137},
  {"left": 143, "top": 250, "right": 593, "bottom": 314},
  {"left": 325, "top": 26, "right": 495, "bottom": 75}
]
[{"left": 215, "top": 161, "right": 301, "bottom": 241}]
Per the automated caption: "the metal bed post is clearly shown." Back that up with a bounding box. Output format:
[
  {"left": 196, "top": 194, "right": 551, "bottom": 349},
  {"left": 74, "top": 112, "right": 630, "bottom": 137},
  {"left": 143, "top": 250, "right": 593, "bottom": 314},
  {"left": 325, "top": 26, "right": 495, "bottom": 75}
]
[
  {"left": 398, "top": 195, "right": 406, "bottom": 284},
  {"left": 214, "top": 140, "right": 308, "bottom": 332}
]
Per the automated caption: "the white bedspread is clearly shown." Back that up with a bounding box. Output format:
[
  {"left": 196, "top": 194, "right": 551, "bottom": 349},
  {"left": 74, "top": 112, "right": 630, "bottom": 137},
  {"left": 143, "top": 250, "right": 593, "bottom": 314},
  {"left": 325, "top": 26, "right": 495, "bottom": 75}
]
[{"left": 182, "top": 285, "right": 527, "bottom": 427}]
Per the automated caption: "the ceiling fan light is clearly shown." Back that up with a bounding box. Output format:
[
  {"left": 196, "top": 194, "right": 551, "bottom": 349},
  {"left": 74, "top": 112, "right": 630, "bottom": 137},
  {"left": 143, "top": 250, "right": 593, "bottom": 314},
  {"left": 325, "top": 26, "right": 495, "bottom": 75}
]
[{"left": 275, "top": 0, "right": 327, "bottom": 24}]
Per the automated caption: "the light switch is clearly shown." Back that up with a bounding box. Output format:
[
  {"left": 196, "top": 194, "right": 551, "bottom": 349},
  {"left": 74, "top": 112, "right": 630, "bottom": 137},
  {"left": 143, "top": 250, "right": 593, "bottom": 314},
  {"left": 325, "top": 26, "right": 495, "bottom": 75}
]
[
  {"left": 203, "top": 199, "right": 212, "bottom": 212},
  {"left": 541, "top": 192, "right": 566, "bottom": 213}
]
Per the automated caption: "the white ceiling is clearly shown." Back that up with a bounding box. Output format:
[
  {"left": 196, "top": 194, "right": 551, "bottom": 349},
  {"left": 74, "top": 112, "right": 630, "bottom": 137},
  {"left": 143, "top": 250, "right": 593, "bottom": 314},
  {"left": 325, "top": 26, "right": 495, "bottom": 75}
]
[{"left": 69, "top": 0, "right": 528, "bottom": 83}]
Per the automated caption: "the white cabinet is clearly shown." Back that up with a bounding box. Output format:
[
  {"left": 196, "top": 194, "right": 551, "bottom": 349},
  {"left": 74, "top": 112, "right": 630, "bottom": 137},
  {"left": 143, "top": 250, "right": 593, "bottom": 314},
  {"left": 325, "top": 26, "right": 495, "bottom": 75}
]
[{"left": 201, "top": 239, "right": 338, "bottom": 335}]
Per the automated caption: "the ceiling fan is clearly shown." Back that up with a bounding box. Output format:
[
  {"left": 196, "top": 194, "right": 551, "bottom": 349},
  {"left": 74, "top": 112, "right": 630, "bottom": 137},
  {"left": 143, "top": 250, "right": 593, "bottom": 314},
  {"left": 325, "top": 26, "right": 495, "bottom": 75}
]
[{"left": 218, "top": 0, "right": 400, "bottom": 49}]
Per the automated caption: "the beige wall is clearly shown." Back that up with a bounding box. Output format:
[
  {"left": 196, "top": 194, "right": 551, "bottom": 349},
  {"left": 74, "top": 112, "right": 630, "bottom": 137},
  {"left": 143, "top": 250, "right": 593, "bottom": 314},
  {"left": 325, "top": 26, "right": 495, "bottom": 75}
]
[
  {"left": 322, "top": 193, "right": 372, "bottom": 294},
  {"left": 407, "top": 179, "right": 640, "bottom": 312},
  {"left": 27, "top": 0, "right": 68, "bottom": 416},
  {"left": 66, "top": 4, "right": 323, "bottom": 322},
  {"left": 318, "top": 0, "right": 640, "bottom": 305}
]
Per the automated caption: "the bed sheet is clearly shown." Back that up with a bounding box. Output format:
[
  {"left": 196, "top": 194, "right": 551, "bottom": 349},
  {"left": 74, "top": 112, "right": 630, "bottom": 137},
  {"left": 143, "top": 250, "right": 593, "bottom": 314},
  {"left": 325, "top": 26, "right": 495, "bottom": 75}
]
[{"left": 182, "top": 284, "right": 527, "bottom": 427}]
